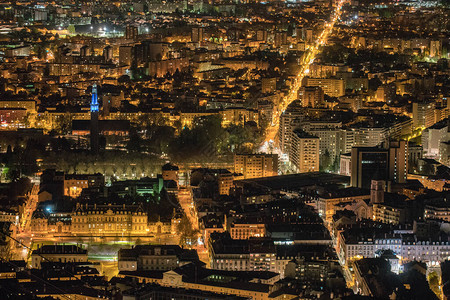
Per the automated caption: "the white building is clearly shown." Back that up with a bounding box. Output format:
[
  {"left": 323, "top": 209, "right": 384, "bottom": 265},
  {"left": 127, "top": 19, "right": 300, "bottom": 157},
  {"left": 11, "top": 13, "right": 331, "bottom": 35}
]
[{"left": 422, "top": 119, "right": 449, "bottom": 160}]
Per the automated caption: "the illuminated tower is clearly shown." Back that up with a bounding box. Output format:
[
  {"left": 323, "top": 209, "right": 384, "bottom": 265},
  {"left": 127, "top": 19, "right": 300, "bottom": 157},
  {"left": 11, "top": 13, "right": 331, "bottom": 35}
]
[{"left": 90, "top": 84, "right": 99, "bottom": 154}]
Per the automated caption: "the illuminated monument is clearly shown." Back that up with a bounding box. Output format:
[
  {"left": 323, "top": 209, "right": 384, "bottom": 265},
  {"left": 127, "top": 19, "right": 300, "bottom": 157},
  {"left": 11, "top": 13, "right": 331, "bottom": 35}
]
[{"left": 90, "top": 84, "right": 99, "bottom": 153}]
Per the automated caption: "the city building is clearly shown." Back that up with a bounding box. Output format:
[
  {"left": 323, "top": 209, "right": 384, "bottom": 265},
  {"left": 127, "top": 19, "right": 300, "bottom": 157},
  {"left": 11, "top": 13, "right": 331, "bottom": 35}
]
[
  {"left": 71, "top": 204, "right": 149, "bottom": 236},
  {"left": 191, "top": 27, "right": 204, "bottom": 43},
  {"left": 421, "top": 118, "right": 449, "bottom": 160},
  {"left": 261, "top": 77, "right": 277, "bottom": 94},
  {"left": 289, "top": 129, "right": 319, "bottom": 173},
  {"left": 125, "top": 25, "right": 138, "bottom": 40},
  {"left": 119, "top": 263, "right": 280, "bottom": 300},
  {"left": 90, "top": 84, "right": 99, "bottom": 153},
  {"left": 118, "top": 245, "right": 199, "bottom": 271},
  {"left": 229, "top": 223, "right": 266, "bottom": 240},
  {"left": 63, "top": 173, "right": 104, "bottom": 198},
  {"left": 424, "top": 193, "right": 450, "bottom": 222},
  {"left": 209, "top": 233, "right": 276, "bottom": 272},
  {"left": 316, "top": 187, "right": 370, "bottom": 223},
  {"left": 350, "top": 141, "right": 408, "bottom": 188},
  {"left": 298, "top": 86, "right": 325, "bottom": 108},
  {"left": 31, "top": 245, "right": 88, "bottom": 268},
  {"left": 234, "top": 154, "right": 278, "bottom": 179},
  {"left": 301, "top": 78, "right": 345, "bottom": 97},
  {"left": 162, "top": 163, "right": 179, "bottom": 184},
  {"left": 413, "top": 101, "right": 434, "bottom": 129}
]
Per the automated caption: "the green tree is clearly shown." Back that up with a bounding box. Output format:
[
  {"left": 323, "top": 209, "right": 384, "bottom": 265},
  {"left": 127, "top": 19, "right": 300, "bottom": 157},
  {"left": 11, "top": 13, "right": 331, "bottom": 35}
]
[
  {"left": 428, "top": 271, "right": 441, "bottom": 298},
  {"left": 177, "top": 215, "right": 199, "bottom": 247},
  {"left": 320, "top": 149, "right": 332, "bottom": 172},
  {"left": 127, "top": 128, "right": 142, "bottom": 152}
]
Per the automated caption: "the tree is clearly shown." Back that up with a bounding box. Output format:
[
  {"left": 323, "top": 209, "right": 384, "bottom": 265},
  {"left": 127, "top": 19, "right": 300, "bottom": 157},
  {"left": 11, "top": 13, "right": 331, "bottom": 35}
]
[
  {"left": 0, "top": 242, "right": 12, "bottom": 262},
  {"left": 127, "top": 128, "right": 142, "bottom": 152},
  {"left": 320, "top": 149, "right": 332, "bottom": 172},
  {"left": 428, "top": 271, "right": 441, "bottom": 299},
  {"left": 54, "top": 114, "right": 72, "bottom": 134},
  {"left": 177, "top": 215, "right": 199, "bottom": 247}
]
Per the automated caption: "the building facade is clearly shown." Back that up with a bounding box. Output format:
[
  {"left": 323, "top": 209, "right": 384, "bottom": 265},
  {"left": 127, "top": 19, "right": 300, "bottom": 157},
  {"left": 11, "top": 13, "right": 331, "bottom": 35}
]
[
  {"left": 71, "top": 204, "right": 148, "bottom": 236},
  {"left": 290, "top": 129, "right": 320, "bottom": 173},
  {"left": 234, "top": 154, "right": 278, "bottom": 179}
]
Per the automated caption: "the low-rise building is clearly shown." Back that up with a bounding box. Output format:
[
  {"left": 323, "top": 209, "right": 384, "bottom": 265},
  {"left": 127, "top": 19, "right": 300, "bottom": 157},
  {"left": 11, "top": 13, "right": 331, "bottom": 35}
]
[
  {"left": 63, "top": 173, "right": 104, "bottom": 198},
  {"left": 71, "top": 203, "right": 148, "bottom": 236},
  {"left": 119, "top": 263, "right": 279, "bottom": 300},
  {"left": 209, "top": 233, "right": 276, "bottom": 272},
  {"left": 277, "top": 244, "right": 339, "bottom": 281},
  {"left": 31, "top": 244, "right": 88, "bottom": 268},
  {"left": 316, "top": 187, "right": 370, "bottom": 223},
  {"left": 118, "top": 245, "right": 199, "bottom": 271},
  {"left": 229, "top": 223, "right": 266, "bottom": 240},
  {"left": 424, "top": 193, "right": 450, "bottom": 222}
]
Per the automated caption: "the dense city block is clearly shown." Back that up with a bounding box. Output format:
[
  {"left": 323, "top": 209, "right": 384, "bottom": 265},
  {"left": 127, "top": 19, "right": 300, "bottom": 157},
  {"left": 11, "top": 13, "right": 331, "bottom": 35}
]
[{"left": 0, "top": 0, "right": 449, "bottom": 298}]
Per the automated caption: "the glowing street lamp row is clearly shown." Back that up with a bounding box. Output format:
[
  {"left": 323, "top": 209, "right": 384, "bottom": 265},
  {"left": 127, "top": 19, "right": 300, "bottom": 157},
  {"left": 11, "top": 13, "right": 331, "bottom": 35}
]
[{"left": 265, "top": 0, "right": 347, "bottom": 144}]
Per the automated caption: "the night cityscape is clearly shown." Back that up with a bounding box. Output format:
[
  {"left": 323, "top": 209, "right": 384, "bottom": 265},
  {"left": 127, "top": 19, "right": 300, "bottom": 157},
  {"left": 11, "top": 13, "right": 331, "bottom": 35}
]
[{"left": 0, "top": 0, "right": 449, "bottom": 298}]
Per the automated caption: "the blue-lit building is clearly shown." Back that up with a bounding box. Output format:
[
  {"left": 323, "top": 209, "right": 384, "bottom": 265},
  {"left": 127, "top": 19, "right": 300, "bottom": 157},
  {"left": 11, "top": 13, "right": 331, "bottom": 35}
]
[{"left": 90, "top": 84, "right": 99, "bottom": 153}]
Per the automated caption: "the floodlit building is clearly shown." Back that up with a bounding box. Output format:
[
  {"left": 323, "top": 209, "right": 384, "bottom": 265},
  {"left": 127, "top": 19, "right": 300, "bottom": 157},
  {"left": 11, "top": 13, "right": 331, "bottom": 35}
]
[
  {"left": 71, "top": 204, "right": 149, "bottom": 236},
  {"left": 234, "top": 154, "right": 278, "bottom": 179},
  {"left": 289, "top": 129, "right": 320, "bottom": 173}
]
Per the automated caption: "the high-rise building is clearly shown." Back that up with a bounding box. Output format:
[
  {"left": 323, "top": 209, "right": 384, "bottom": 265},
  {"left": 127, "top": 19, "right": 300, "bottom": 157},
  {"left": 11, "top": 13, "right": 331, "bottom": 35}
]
[
  {"left": 103, "top": 45, "right": 113, "bottom": 62},
  {"left": 301, "top": 77, "right": 345, "bottom": 97},
  {"left": 412, "top": 101, "right": 434, "bottom": 129},
  {"left": 351, "top": 147, "right": 388, "bottom": 189},
  {"left": 421, "top": 118, "right": 449, "bottom": 160},
  {"left": 309, "top": 128, "right": 341, "bottom": 162},
  {"left": 90, "top": 84, "right": 99, "bottom": 154},
  {"left": 298, "top": 86, "right": 325, "bottom": 107},
  {"left": 279, "top": 104, "right": 305, "bottom": 153},
  {"left": 290, "top": 129, "right": 320, "bottom": 173},
  {"left": 261, "top": 77, "right": 277, "bottom": 94},
  {"left": 388, "top": 140, "right": 408, "bottom": 184},
  {"left": 353, "top": 127, "right": 388, "bottom": 148},
  {"left": 302, "top": 28, "right": 313, "bottom": 43},
  {"left": 191, "top": 27, "right": 204, "bottom": 43},
  {"left": 80, "top": 45, "right": 91, "bottom": 57},
  {"left": 376, "top": 84, "right": 396, "bottom": 102},
  {"left": 119, "top": 46, "right": 133, "bottom": 66},
  {"left": 274, "top": 31, "right": 287, "bottom": 47},
  {"left": 256, "top": 30, "right": 268, "bottom": 42},
  {"left": 430, "top": 40, "right": 442, "bottom": 58},
  {"left": 125, "top": 25, "right": 138, "bottom": 40},
  {"left": 234, "top": 154, "right": 278, "bottom": 179},
  {"left": 350, "top": 141, "right": 408, "bottom": 188}
]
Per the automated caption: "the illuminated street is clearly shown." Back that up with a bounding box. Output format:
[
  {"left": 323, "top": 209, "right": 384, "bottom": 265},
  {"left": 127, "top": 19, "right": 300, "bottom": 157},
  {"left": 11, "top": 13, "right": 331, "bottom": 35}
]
[
  {"left": 0, "top": 0, "right": 448, "bottom": 297},
  {"left": 263, "top": 0, "right": 347, "bottom": 148}
]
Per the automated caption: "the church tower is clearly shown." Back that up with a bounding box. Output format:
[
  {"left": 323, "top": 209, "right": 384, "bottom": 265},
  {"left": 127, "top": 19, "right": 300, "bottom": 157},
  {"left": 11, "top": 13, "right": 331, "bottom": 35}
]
[{"left": 90, "top": 84, "right": 99, "bottom": 154}]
